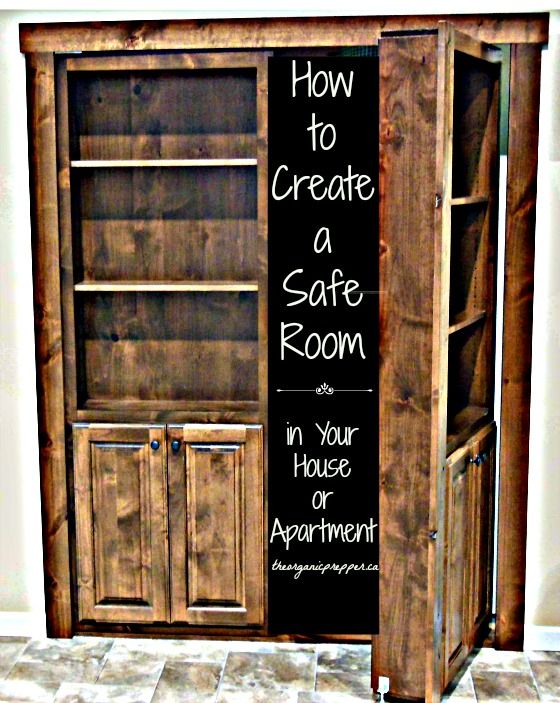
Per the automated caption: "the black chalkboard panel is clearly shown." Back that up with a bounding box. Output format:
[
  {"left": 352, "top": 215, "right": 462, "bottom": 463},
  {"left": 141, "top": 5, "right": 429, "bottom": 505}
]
[{"left": 268, "top": 57, "right": 379, "bottom": 634}]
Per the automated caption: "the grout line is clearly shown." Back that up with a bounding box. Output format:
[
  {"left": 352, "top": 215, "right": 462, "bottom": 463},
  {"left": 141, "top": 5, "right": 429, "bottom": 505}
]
[
  {"left": 312, "top": 644, "right": 319, "bottom": 692},
  {"left": 213, "top": 645, "right": 230, "bottom": 703},
  {"left": 93, "top": 637, "right": 115, "bottom": 684},
  {"left": 526, "top": 653, "right": 544, "bottom": 701}
]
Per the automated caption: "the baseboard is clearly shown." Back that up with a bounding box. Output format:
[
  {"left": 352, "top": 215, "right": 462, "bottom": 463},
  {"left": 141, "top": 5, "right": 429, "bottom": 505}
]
[
  {"left": 524, "top": 625, "right": 560, "bottom": 651},
  {"left": 0, "top": 611, "right": 46, "bottom": 638}
]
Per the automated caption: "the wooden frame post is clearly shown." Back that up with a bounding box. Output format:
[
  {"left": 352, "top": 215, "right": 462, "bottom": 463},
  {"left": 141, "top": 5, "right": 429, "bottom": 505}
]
[
  {"left": 26, "top": 52, "right": 72, "bottom": 637},
  {"left": 496, "top": 43, "right": 542, "bottom": 651}
]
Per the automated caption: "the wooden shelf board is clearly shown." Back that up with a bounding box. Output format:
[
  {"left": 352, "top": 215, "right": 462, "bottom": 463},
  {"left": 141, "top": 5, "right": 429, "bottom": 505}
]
[
  {"left": 450, "top": 195, "right": 490, "bottom": 206},
  {"left": 81, "top": 399, "right": 259, "bottom": 412},
  {"left": 446, "top": 405, "right": 490, "bottom": 455},
  {"left": 74, "top": 280, "right": 259, "bottom": 292},
  {"left": 448, "top": 310, "right": 486, "bottom": 336},
  {"left": 71, "top": 158, "right": 257, "bottom": 168}
]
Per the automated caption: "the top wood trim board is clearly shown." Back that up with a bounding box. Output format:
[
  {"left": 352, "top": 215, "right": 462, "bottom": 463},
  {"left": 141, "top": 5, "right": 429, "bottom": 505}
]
[{"left": 20, "top": 14, "right": 548, "bottom": 53}]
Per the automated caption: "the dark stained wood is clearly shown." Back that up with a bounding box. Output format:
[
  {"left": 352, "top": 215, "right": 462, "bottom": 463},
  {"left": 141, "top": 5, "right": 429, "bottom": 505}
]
[
  {"left": 255, "top": 54, "right": 269, "bottom": 626},
  {"left": 168, "top": 424, "right": 264, "bottom": 626},
  {"left": 447, "top": 39, "right": 500, "bottom": 446},
  {"left": 67, "top": 62, "right": 257, "bottom": 160},
  {"left": 19, "top": 14, "right": 549, "bottom": 54},
  {"left": 73, "top": 423, "right": 169, "bottom": 623},
  {"left": 448, "top": 311, "right": 486, "bottom": 336},
  {"left": 442, "top": 422, "right": 496, "bottom": 689},
  {"left": 496, "top": 43, "right": 541, "bottom": 651},
  {"left": 446, "top": 405, "right": 489, "bottom": 455},
  {"left": 77, "top": 220, "right": 257, "bottom": 283},
  {"left": 25, "top": 52, "right": 71, "bottom": 638},
  {"left": 77, "top": 135, "right": 257, "bottom": 161},
  {"left": 78, "top": 291, "right": 258, "bottom": 404},
  {"left": 66, "top": 51, "right": 266, "bottom": 71},
  {"left": 375, "top": 33, "right": 441, "bottom": 702},
  {"left": 466, "top": 423, "right": 495, "bottom": 648},
  {"left": 442, "top": 441, "right": 471, "bottom": 686},
  {"left": 75, "top": 167, "right": 257, "bottom": 221},
  {"left": 56, "top": 59, "right": 79, "bottom": 424}
]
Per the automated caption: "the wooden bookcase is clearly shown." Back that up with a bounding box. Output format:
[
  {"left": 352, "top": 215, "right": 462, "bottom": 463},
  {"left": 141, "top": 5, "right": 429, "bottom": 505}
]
[
  {"left": 21, "top": 13, "right": 546, "bottom": 703},
  {"left": 377, "top": 22, "right": 500, "bottom": 699},
  {"left": 56, "top": 51, "right": 268, "bottom": 631}
]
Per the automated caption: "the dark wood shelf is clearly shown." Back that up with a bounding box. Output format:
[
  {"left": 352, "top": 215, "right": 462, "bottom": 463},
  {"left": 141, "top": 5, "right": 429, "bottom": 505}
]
[
  {"left": 80, "top": 399, "right": 259, "bottom": 413},
  {"left": 71, "top": 158, "right": 257, "bottom": 168},
  {"left": 74, "top": 280, "right": 259, "bottom": 292},
  {"left": 446, "top": 405, "right": 490, "bottom": 455},
  {"left": 448, "top": 310, "right": 486, "bottom": 336}
]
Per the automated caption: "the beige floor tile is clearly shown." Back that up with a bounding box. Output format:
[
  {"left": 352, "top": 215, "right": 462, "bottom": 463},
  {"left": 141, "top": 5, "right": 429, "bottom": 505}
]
[
  {"left": 315, "top": 670, "right": 371, "bottom": 695},
  {"left": 110, "top": 638, "right": 228, "bottom": 663},
  {"left": 530, "top": 660, "right": 560, "bottom": 702},
  {"left": 53, "top": 683, "right": 155, "bottom": 703},
  {"left": 0, "top": 637, "right": 30, "bottom": 679},
  {"left": 7, "top": 638, "right": 113, "bottom": 686},
  {"left": 527, "top": 650, "right": 560, "bottom": 663},
  {"left": 470, "top": 647, "right": 532, "bottom": 674},
  {"left": 97, "top": 644, "right": 165, "bottom": 688},
  {"left": 220, "top": 651, "right": 316, "bottom": 692},
  {"left": 316, "top": 645, "right": 371, "bottom": 674},
  {"left": 217, "top": 690, "right": 298, "bottom": 703},
  {"left": 151, "top": 661, "right": 222, "bottom": 702},
  {"left": 298, "top": 692, "right": 374, "bottom": 702},
  {"left": 472, "top": 670, "right": 540, "bottom": 701},
  {"left": 0, "top": 679, "right": 58, "bottom": 702},
  {"left": 228, "top": 641, "right": 317, "bottom": 654}
]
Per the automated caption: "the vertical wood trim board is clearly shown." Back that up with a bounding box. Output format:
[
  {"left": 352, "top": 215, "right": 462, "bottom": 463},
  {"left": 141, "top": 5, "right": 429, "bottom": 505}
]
[
  {"left": 496, "top": 43, "right": 542, "bottom": 651},
  {"left": 25, "top": 52, "right": 72, "bottom": 637},
  {"left": 375, "top": 33, "right": 440, "bottom": 701}
]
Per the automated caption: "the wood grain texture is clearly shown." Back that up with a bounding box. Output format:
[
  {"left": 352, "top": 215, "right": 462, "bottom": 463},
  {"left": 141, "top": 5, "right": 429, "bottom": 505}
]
[
  {"left": 442, "top": 440, "right": 471, "bottom": 686},
  {"left": 76, "top": 135, "right": 257, "bottom": 161},
  {"left": 73, "top": 424, "right": 169, "bottom": 623},
  {"left": 77, "top": 220, "right": 258, "bottom": 282},
  {"left": 168, "top": 424, "right": 264, "bottom": 626},
  {"left": 496, "top": 43, "right": 541, "bottom": 651},
  {"left": 375, "top": 33, "right": 440, "bottom": 702},
  {"left": 19, "top": 14, "right": 548, "bottom": 54},
  {"left": 78, "top": 291, "right": 258, "bottom": 403},
  {"left": 466, "top": 423, "right": 495, "bottom": 648},
  {"left": 26, "top": 52, "right": 72, "bottom": 638}
]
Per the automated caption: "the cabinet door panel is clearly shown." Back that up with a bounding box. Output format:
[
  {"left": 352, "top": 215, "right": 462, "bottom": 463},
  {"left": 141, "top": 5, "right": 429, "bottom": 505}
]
[
  {"left": 468, "top": 424, "right": 496, "bottom": 644},
  {"left": 443, "top": 444, "right": 471, "bottom": 683},
  {"left": 168, "top": 424, "right": 263, "bottom": 626},
  {"left": 73, "top": 423, "right": 168, "bottom": 623}
]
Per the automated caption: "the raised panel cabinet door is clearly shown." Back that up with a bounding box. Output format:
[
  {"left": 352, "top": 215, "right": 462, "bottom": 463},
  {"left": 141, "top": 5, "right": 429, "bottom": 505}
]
[
  {"left": 73, "top": 423, "right": 169, "bottom": 623},
  {"left": 443, "top": 442, "right": 472, "bottom": 685},
  {"left": 466, "top": 423, "right": 496, "bottom": 646},
  {"left": 168, "top": 424, "right": 264, "bottom": 626}
]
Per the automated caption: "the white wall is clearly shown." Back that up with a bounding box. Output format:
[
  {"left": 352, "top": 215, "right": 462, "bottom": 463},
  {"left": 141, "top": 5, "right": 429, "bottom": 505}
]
[
  {"left": 524, "top": 11, "right": 560, "bottom": 649},
  {"left": 0, "top": 4, "right": 558, "bottom": 641}
]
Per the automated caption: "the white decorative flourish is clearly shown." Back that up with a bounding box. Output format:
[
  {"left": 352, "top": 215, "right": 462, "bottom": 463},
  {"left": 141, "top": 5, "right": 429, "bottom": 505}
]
[{"left": 276, "top": 384, "right": 373, "bottom": 393}]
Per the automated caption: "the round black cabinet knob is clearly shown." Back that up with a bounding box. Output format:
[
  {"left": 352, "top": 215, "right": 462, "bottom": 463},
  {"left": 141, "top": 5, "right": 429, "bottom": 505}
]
[
  {"left": 171, "top": 439, "right": 181, "bottom": 452},
  {"left": 150, "top": 440, "right": 160, "bottom": 451}
]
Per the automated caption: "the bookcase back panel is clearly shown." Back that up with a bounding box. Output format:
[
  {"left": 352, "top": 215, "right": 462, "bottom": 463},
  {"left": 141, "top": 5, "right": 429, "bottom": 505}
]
[
  {"left": 69, "top": 69, "right": 257, "bottom": 160},
  {"left": 449, "top": 203, "right": 490, "bottom": 322},
  {"left": 77, "top": 291, "right": 258, "bottom": 403},
  {"left": 79, "top": 219, "right": 258, "bottom": 282},
  {"left": 75, "top": 167, "right": 257, "bottom": 220},
  {"left": 452, "top": 53, "right": 499, "bottom": 198}
]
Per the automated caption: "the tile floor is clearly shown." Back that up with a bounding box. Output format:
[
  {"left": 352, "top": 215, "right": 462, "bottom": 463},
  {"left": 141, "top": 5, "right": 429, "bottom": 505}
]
[{"left": 0, "top": 636, "right": 558, "bottom": 702}]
